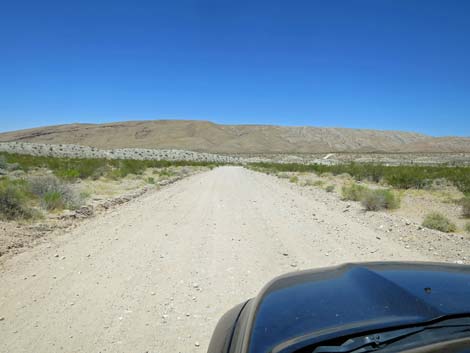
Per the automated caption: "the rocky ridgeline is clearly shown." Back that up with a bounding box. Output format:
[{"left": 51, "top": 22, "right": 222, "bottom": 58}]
[{"left": 0, "top": 142, "right": 246, "bottom": 164}]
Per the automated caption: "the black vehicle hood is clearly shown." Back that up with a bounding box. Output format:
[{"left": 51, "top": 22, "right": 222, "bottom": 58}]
[{"left": 245, "top": 262, "right": 470, "bottom": 353}]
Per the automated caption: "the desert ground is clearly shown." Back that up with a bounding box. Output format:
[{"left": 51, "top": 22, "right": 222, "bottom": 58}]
[{"left": 1, "top": 166, "right": 466, "bottom": 353}]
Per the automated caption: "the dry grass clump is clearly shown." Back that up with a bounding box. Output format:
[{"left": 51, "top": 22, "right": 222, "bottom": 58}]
[
  {"left": 29, "top": 175, "right": 83, "bottom": 211},
  {"left": 422, "top": 212, "right": 456, "bottom": 233},
  {"left": 289, "top": 176, "right": 299, "bottom": 183}
]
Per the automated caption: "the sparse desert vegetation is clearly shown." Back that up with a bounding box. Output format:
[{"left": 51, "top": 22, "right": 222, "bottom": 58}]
[
  {"left": 251, "top": 162, "right": 469, "bottom": 233},
  {"left": 250, "top": 162, "right": 470, "bottom": 194},
  {"left": 360, "top": 189, "right": 400, "bottom": 211},
  {"left": 0, "top": 152, "right": 216, "bottom": 257},
  {"left": 422, "top": 212, "right": 457, "bottom": 233},
  {"left": 0, "top": 152, "right": 218, "bottom": 222},
  {"left": 289, "top": 175, "right": 299, "bottom": 183},
  {"left": 0, "top": 178, "right": 36, "bottom": 220}
]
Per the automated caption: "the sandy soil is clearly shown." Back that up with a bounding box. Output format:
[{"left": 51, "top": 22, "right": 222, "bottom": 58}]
[{"left": 0, "top": 167, "right": 453, "bottom": 353}]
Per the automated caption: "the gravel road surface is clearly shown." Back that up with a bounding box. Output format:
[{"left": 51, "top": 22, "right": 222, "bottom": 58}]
[{"left": 0, "top": 167, "right": 432, "bottom": 353}]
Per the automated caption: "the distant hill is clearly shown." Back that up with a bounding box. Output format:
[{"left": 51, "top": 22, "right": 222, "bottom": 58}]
[{"left": 1, "top": 120, "right": 469, "bottom": 153}]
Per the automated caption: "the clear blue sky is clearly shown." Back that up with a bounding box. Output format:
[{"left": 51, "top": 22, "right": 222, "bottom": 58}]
[{"left": 1, "top": 0, "right": 469, "bottom": 136}]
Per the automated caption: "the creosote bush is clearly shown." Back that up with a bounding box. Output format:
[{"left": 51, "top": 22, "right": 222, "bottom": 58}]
[
  {"left": 341, "top": 183, "right": 368, "bottom": 201},
  {"left": 0, "top": 178, "right": 34, "bottom": 220},
  {"left": 422, "top": 212, "right": 456, "bottom": 233},
  {"left": 341, "top": 183, "right": 399, "bottom": 211},
  {"left": 361, "top": 189, "right": 400, "bottom": 211}
]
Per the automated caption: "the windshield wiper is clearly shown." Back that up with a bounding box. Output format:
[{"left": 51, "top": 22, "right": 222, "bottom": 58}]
[{"left": 312, "top": 318, "right": 470, "bottom": 353}]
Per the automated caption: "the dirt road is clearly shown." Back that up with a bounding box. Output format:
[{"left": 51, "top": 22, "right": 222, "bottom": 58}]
[{"left": 0, "top": 167, "right": 434, "bottom": 353}]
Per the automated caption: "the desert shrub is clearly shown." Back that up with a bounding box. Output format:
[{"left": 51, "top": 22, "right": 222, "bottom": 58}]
[
  {"left": 147, "top": 177, "right": 155, "bottom": 184},
  {"left": 341, "top": 183, "right": 368, "bottom": 201},
  {"left": 465, "top": 222, "right": 470, "bottom": 233},
  {"left": 0, "top": 178, "right": 34, "bottom": 220},
  {"left": 422, "top": 212, "right": 456, "bottom": 233},
  {"left": 289, "top": 176, "right": 299, "bottom": 183},
  {"left": 55, "top": 169, "right": 81, "bottom": 180},
  {"left": 159, "top": 168, "right": 174, "bottom": 177},
  {"left": 428, "top": 178, "right": 453, "bottom": 190},
  {"left": 117, "top": 160, "right": 146, "bottom": 177},
  {"left": 313, "top": 180, "right": 325, "bottom": 187},
  {"left": 461, "top": 197, "right": 470, "bottom": 218},
  {"left": 29, "top": 175, "right": 82, "bottom": 210},
  {"left": 361, "top": 189, "right": 400, "bottom": 211},
  {"left": 0, "top": 155, "right": 7, "bottom": 169},
  {"left": 248, "top": 162, "right": 470, "bottom": 194},
  {"left": 325, "top": 185, "right": 335, "bottom": 193},
  {"left": 42, "top": 191, "right": 64, "bottom": 210}
]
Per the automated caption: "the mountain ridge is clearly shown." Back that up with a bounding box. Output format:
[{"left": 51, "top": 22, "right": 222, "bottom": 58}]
[{"left": 1, "top": 120, "right": 469, "bottom": 153}]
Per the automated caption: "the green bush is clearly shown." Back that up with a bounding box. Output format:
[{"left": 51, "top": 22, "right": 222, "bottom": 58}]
[
  {"left": 159, "top": 168, "right": 174, "bottom": 178},
  {"left": 147, "top": 177, "right": 155, "bottom": 184},
  {"left": 461, "top": 197, "right": 470, "bottom": 218},
  {"left": 289, "top": 176, "right": 299, "bottom": 183},
  {"left": 116, "top": 160, "right": 146, "bottom": 177},
  {"left": 422, "top": 212, "right": 456, "bottom": 233},
  {"left": 0, "top": 155, "right": 6, "bottom": 169},
  {"left": 42, "top": 191, "right": 64, "bottom": 210},
  {"left": 55, "top": 169, "right": 80, "bottom": 180},
  {"left": 361, "top": 189, "right": 400, "bottom": 211},
  {"left": 0, "top": 179, "right": 34, "bottom": 220},
  {"left": 325, "top": 185, "right": 335, "bottom": 193},
  {"left": 341, "top": 183, "right": 368, "bottom": 201}
]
